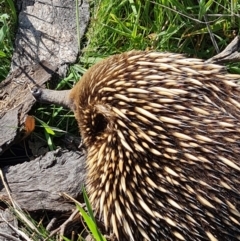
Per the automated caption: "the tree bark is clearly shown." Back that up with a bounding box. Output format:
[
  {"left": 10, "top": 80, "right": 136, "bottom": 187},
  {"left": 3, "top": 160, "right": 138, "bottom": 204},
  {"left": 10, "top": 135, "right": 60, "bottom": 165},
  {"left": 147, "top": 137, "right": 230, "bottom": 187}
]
[{"left": 0, "top": 1, "right": 90, "bottom": 237}]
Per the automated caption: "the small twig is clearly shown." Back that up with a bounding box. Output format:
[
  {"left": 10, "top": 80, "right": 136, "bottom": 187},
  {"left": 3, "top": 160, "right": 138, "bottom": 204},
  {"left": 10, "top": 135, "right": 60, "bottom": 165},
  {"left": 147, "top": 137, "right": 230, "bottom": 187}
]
[
  {"left": 44, "top": 191, "right": 84, "bottom": 241},
  {"left": 151, "top": 1, "right": 218, "bottom": 24},
  {"left": 46, "top": 217, "right": 57, "bottom": 231},
  {"left": 59, "top": 209, "right": 80, "bottom": 239},
  {"left": 0, "top": 231, "right": 20, "bottom": 241},
  {"left": 206, "top": 36, "right": 240, "bottom": 64},
  {"left": 196, "top": 0, "right": 219, "bottom": 54},
  {"left": 44, "top": 209, "right": 79, "bottom": 241},
  {"left": 0, "top": 214, "right": 33, "bottom": 241},
  {"left": 202, "top": 14, "right": 220, "bottom": 54},
  {"left": 60, "top": 193, "right": 90, "bottom": 237},
  {"left": 0, "top": 168, "right": 19, "bottom": 209}
]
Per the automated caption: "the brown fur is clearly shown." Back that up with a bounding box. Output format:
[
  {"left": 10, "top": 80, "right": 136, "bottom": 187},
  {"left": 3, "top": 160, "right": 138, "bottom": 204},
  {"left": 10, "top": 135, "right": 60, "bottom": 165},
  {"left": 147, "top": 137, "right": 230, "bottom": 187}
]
[{"left": 70, "top": 51, "right": 240, "bottom": 241}]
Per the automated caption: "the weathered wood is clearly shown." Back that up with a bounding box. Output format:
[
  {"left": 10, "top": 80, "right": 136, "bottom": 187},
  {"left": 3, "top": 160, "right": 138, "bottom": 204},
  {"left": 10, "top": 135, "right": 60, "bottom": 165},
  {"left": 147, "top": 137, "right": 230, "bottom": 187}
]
[
  {"left": 206, "top": 35, "right": 240, "bottom": 63},
  {"left": 0, "top": 149, "right": 86, "bottom": 212},
  {"left": 0, "top": 209, "right": 19, "bottom": 241},
  {"left": 0, "top": 0, "right": 90, "bottom": 238},
  {"left": 0, "top": 61, "right": 57, "bottom": 155},
  {"left": 12, "top": 0, "right": 90, "bottom": 76},
  {"left": 0, "top": 0, "right": 90, "bottom": 156}
]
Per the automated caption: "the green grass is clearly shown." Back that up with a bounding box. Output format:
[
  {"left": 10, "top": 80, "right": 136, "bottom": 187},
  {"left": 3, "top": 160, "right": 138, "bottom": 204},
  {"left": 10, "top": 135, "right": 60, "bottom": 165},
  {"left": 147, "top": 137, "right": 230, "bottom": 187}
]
[
  {"left": 0, "top": 0, "right": 17, "bottom": 81},
  {"left": 76, "top": 189, "right": 107, "bottom": 241},
  {"left": 83, "top": 0, "right": 240, "bottom": 60}
]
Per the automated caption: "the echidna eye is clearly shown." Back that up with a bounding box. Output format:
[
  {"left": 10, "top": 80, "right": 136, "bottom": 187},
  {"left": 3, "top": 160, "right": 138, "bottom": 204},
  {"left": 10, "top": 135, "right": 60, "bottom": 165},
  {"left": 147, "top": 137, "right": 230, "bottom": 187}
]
[{"left": 93, "top": 113, "right": 108, "bottom": 136}]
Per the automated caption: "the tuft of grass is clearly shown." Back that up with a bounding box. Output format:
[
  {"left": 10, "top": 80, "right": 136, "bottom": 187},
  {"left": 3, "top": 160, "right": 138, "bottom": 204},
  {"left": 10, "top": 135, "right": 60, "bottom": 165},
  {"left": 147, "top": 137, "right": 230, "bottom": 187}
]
[
  {"left": 32, "top": 106, "right": 78, "bottom": 150},
  {"left": 76, "top": 189, "right": 106, "bottom": 241},
  {"left": 84, "top": 0, "right": 240, "bottom": 60},
  {"left": 0, "top": 0, "right": 17, "bottom": 81},
  {"left": 63, "top": 190, "right": 106, "bottom": 241}
]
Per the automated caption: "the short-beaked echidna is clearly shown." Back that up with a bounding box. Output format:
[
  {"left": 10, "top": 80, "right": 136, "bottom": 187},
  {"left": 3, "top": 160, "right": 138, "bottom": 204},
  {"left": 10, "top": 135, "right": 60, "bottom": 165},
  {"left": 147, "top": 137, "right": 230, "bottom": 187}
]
[{"left": 69, "top": 51, "right": 240, "bottom": 241}]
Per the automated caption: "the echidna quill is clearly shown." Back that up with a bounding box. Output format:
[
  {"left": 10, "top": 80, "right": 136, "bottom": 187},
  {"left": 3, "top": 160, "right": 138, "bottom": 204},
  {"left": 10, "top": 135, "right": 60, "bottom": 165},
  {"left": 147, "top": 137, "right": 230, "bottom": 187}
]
[{"left": 33, "top": 51, "right": 240, "bottom": 241}]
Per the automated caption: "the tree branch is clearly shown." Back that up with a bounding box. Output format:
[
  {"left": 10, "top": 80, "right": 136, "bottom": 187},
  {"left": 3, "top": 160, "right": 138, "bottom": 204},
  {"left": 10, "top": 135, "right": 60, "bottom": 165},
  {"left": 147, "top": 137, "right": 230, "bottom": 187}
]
[{"left": 206, "top": 36, "right": 240, "bottom": 64}]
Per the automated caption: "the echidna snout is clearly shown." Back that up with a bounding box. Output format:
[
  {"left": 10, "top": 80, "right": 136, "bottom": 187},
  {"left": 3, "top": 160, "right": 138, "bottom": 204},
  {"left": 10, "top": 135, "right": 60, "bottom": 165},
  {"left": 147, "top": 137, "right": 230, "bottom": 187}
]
[{"left": 70, "top": 51, "right": 240, "bottom": 241}]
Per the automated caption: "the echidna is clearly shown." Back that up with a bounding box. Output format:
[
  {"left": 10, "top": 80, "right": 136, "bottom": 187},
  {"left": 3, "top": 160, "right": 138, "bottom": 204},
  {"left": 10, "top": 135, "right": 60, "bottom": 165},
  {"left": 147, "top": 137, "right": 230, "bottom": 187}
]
[{"left": 33, "top": 51, "right": 240, "bottom": 241}]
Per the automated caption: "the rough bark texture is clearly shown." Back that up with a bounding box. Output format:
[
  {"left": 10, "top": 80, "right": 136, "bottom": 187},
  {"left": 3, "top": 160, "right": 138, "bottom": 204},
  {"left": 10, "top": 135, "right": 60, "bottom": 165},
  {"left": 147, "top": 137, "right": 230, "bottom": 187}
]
[
  {"left": 0, "top": 61, "right": 57, "bottom": 155},
  {"left": 0, "top": 149, "right": 86, "bottom": 212},
  {"left": 0, "top": 209, "right": 19, "bottom": 240},
  {"left": 0, "top": 0, "right": 90, "bottom": 237},
  {"left": 206, "top": 35, "right": 240, "bottom": 63},
  {"left": 12, "top": 0, "right": 89, "bottom": 76}
]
